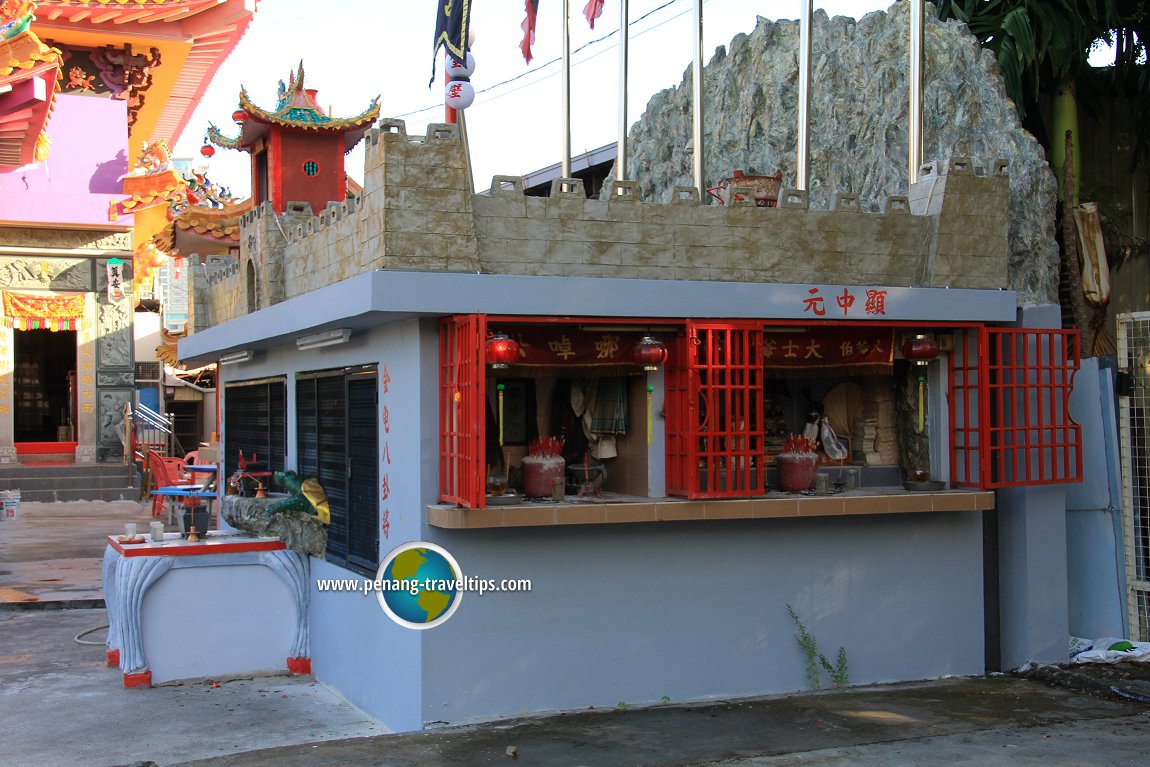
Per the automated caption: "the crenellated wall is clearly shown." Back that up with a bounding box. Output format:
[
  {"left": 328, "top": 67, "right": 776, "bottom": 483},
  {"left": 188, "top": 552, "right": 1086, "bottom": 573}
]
[{"left": 192, "top": 121, "right": 1011, "bottom": 331}]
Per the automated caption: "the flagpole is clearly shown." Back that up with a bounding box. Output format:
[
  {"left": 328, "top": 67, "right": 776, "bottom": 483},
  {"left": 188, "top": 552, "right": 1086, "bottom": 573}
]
[
  {"left": 617, "top": 0, "right": 629, "bottom": 181},
  {"left": 692, "top": 0, "right": 704, "bottom": 196},
  {"left": 562, "top": 0, "right": 572, "bottom": 179},
  {"left": 908, "top": 0, "right": 924, "bottom": 184},
  {"left": 796, "top": 0, "right": 812, "bottom": 191}
]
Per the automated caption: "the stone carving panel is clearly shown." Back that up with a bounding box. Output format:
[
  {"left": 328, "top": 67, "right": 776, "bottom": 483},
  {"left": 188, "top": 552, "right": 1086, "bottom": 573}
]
[
  {"left": 0, "top": 257, "right": 93, "bottom": 291},
  {"left": 97, "top": 371, "right": 135, "bottom": 387},
  {"left": 0, "top": 227, "right": 131, "bottom": 252},
  {"left": 98, "top": 300, "right": 132, "bottom": 368},
  {"left": 97, "top": 388, "right": 131, "bottom": 455}
]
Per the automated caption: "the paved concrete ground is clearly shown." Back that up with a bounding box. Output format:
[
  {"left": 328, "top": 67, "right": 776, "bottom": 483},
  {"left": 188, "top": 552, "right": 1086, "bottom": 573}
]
[
  {"left": 0, "top": 500, "right": 153, "bottom": 607},
  {"left": 166, "top": 676, "right": 1149, "bottom": 767},
  {"left": 0, "top": 608, "right": 387, "bottom": 767},
  {"left": 2, "top": 499, "right": 1149, "bottom": 767}
]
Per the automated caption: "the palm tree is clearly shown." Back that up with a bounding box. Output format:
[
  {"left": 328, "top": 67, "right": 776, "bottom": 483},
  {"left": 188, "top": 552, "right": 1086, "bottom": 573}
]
[
  {"left": 937, "top": 0, "right": 1147, "bottom": 201},
  {"left": 936, "top": 1, "right": 1147, "bottom": 354}
]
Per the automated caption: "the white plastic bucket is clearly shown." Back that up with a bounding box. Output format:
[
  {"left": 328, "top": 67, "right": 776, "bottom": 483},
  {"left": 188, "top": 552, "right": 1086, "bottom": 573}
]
[{"left": 0, "top": 489, "right": 20, "bottom": 521}]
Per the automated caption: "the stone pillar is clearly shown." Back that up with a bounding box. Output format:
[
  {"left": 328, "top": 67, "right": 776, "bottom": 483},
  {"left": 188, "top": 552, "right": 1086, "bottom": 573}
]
[
  {"left": 0, "top": 327, "right": 15, "bottom": 464},
  {"left": 94, "top": 260, "right": 135, "bottom": 463},
  {"left": 74, "top": 293, "right": 99, "bottom": 464},
  {"left": 995, "top": 304, "right": 1070, "bottom": 669}
]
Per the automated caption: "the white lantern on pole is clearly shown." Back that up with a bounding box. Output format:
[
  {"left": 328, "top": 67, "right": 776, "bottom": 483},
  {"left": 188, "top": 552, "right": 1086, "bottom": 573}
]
[
  {"left": 446, "top": 51, "right": 476, "bottom": 79},
  {"left": 445, "top": 79, "right": 475, "bottom": 110}
]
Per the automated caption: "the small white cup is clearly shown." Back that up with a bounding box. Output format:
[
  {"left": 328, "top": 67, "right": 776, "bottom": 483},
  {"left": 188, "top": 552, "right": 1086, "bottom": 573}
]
[
  {"left": 150, "top": 521, "right": 164, "bottom": 542},
  {"left": 124, "top": 523, "right": 137, "bottom": 539}
]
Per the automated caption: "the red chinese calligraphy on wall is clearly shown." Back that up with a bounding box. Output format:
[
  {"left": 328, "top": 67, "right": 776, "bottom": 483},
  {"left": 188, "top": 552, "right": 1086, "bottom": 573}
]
[{"left": 801, "top": 287, "right": 891, "bottom": 318}]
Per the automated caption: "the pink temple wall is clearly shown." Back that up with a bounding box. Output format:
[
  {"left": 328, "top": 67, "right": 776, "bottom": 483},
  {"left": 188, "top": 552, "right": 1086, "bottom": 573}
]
[{"left": 0, "top": 94, "right": 131, "bottom": 228}]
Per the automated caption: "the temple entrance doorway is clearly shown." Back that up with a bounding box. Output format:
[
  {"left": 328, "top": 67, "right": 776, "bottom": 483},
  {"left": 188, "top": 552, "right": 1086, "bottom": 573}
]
[{"left": 14, "top": 329, "right": 77, "bottom": 443}]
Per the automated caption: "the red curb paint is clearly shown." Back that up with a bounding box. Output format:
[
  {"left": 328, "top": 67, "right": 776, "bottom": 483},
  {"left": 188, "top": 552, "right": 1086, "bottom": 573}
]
[
  {"left": 287, "top": 657, "right": 312, "bottom": 675},
  {"left": 108, "top": 536, "right": 286, "bottom": 557},
  {"left": 123, "top": 670, "right": 152, "bottom": 688},
  {"left": 106, "top": 649, "right": 119, "bottom": 667}
]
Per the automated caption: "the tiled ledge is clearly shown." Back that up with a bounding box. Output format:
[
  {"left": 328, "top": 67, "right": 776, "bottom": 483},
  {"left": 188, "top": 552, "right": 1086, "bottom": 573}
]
[{"left": 426, "top": 487, "right": 995, "bottom": 529}]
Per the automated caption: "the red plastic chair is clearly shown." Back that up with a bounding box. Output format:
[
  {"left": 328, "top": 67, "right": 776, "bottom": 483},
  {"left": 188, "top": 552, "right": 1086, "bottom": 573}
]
[{"left": 147, "top": 450, "right": 192, "bottom": 518}]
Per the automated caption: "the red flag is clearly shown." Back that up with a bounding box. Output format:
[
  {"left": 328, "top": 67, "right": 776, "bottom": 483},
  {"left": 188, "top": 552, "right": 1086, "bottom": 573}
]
[
  {"left": 583, "top": 0, "right": 605, "bottom": 29},
  {"left": 521, "top": 0, "right": 540, "bottom": 63}
]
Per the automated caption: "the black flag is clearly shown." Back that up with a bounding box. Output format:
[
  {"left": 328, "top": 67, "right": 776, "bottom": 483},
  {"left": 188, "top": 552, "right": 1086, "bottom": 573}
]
[{"left": 431, "top": 0, "right": 472, "bottom": 86}]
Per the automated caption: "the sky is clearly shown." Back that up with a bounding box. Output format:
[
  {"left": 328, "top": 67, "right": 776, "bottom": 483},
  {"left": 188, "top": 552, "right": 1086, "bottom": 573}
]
[{"left": 174, "top": 1, "right": 901, "bottom": 196}]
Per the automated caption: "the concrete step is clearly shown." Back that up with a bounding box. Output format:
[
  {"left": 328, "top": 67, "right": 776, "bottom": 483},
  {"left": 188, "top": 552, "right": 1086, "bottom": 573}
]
[
  {"left": 0, "top": 463, "right": 134, "bottom": 480},
  {"left": 0, "top": 463, "right": 139, "bottom": 503},
  {"left": 1, "top": 475, "right": 138, "bottom": 492},
  {"left": 16, "top": 486, "right": 142, "bottom": 503},
  {"left": 19, "top": 453, "right": 76, "bottom": 464}
]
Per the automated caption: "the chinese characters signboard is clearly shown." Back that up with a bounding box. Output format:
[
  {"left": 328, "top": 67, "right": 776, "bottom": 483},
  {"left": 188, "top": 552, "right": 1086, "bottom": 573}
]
[
  {"left": 499, "top": 329, "right": 649, "bottom": 366},
  {"left": 763, "top": 328, "right": 895, "bottom": 373},
  {"left": 802, "top": 286, "right": 890, "bottom": 318}
]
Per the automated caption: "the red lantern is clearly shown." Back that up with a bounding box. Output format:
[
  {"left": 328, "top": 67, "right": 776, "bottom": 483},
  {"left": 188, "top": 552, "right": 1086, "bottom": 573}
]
[
  {"left": 232, "top": 110, "right": 249, "bottom": 124},
  {"left": 486, "top": 333, "right": 520, "bottom": 369},
  {"left": 200, "top": 143, "right": 216, "bottom": 158},
  {"left": 901, "top": 334, "right": 940, "bottom": 366},
  {"left": 631, "top": 335, "right": 668, "bottom": 371}
]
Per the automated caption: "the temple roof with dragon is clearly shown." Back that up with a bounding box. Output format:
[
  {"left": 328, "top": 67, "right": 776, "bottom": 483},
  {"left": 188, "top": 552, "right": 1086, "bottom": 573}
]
[
  {"left": 0, "top": 1, "right": 62, "bottom": 169},
  {"left": 207, "top": 62, "right": 380, "bottom": 152}
]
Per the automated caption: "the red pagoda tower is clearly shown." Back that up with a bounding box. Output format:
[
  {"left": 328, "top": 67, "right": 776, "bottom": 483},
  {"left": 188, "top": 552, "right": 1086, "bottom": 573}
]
[{"left": 207, "top": 63, "right": 379, "bottom": 215}]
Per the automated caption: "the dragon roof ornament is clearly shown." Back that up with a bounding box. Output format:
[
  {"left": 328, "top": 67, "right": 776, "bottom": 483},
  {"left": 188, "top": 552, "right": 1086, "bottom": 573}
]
[{"left": 206, "top": 61, "right": 379, "bottom": 151}]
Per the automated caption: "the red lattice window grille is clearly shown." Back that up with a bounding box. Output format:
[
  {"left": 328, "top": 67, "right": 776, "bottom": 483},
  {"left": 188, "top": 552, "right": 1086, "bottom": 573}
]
[
  {"left": 666, "top": 321, "right": 764, "bottom": 499},
  {"left": 439, "top": 314, "right": 486, "bottom": 508},
  {"left": 950, "top": 327, "right": 1082, "bottom": 489}
]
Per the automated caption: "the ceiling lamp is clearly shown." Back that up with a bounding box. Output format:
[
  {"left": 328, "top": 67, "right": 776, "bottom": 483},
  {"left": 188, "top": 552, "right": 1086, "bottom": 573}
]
[
  {"left": 232, "top": 110, "right": 249, "bottom": 124},
  {"left": 901, "top": 333, "right": 940, "bottom": 366},
  {"left": 486, "top": 333, "right": 520, "bottom": 369},
  {"left": 631, "top": 335, "right": 668, "bottom": 371}
]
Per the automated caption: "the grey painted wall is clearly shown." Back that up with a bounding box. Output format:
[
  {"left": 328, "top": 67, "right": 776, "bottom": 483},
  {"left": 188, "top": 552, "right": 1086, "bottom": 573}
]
[
  {"left": 996, "top": 305, "right": 1072, "bottom": 668},
  {"left": 309, "top": 559, "right": 422, "bottom": 731},
  {"left": 301, "top": 319, "right": 427, "bottom": 732},
  {"left": 419, "top": 514, "right": 984, "bottom": 727},
  {"left": 1066, "top": 358, "right": 1127, "bottom": 638},
  {"left": 142, "top": 564, "right": 293, "bottom": 684}
]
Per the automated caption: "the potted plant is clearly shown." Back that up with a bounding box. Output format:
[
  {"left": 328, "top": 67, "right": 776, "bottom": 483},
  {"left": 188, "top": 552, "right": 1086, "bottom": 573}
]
[
  {"left": 521, "top": 436, "right": 565, "bottom": 498},
  {"left": 776, "top": 434, "right": 819, "bottom": 493}
]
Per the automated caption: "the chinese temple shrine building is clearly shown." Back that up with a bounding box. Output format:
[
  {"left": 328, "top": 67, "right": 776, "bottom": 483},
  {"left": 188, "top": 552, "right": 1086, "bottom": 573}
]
[
  {"left": 205, "top": 62, "right": 379, "bottom": 218},
  {"left": 0, "top": 1, "right": 255, "bottom": 467},
  {"left": 181, "top": 118, "right": 1082, "bottom": 730}
]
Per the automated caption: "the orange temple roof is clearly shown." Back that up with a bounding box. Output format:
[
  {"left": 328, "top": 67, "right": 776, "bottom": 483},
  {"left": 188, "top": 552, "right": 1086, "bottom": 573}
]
[{"left": 207, "top": 62, "right": 379, "bottom": 153}]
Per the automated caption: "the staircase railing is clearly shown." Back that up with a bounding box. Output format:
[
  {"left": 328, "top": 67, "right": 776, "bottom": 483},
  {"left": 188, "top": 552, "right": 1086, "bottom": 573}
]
[{"left": 122, "top": 402, "right": 184, "bottom": 463}]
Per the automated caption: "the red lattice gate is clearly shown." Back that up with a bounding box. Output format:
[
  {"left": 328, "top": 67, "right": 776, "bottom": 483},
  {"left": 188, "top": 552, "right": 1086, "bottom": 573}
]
[
  {"left": 439, "top": 314, "right": 486, "bottom": 508},
  {"left": 950, "top": 327, "right": 1081, "bottom": 489},
  {"left": 666, "top": 321, "right": 764, "bottom": 499}
]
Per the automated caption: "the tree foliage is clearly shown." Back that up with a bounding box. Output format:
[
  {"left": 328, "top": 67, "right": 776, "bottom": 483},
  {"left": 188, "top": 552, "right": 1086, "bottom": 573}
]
[{"left": 937, "top": 0, "right": 1148, "bottom": 163}]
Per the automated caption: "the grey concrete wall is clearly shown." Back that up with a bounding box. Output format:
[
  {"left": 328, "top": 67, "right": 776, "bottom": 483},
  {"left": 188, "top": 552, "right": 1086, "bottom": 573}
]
[
  {"left": 297, "top": 318, "right": 428, "bottom": 731},
  {"left": 1066, "top": 358, "right": 1127, "bottom": 638},
  {"left": 996, "top": 304, "right": 1072, "bottom": 668},
  {"left": 143, "top": 564, "right": 294, "bottom": 684},
  {"left": 419, "top": 514, "right": 985, "bottom": 727},
  {"left": 309, "top": 559, "right": 422, "bottom": 731},
  {"left": 195, "top": 125, "right": 1014, "bottom": 330}
]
